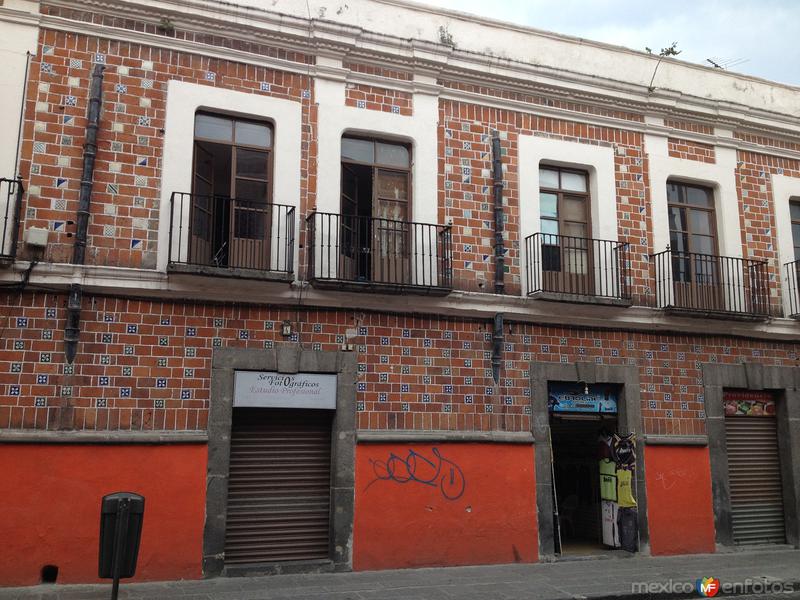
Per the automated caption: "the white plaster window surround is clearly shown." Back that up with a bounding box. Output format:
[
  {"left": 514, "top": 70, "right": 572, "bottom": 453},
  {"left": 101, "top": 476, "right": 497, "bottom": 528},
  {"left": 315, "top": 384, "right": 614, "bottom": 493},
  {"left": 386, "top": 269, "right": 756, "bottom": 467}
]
[
  {"left": 312, "top": 73, "right": 440, "bottom": 284},
  {"left": 772, "top": 174, "right": 800, "bottom": 317},
  {"left": 518, "top": 134, "right": 618, "bottom": 296},
  {"left": 158, "top": 81, "right": 302, "bottom": 272},
  {"left": 645, "top": 134, "right": 745, "bottom": 308}
]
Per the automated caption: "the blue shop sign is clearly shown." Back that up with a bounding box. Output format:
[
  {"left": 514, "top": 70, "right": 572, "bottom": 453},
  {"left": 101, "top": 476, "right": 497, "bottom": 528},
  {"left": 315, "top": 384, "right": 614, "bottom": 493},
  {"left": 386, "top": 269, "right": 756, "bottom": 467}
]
[{"left": 548, "top": 382, "right": 618, "bottom": 414}]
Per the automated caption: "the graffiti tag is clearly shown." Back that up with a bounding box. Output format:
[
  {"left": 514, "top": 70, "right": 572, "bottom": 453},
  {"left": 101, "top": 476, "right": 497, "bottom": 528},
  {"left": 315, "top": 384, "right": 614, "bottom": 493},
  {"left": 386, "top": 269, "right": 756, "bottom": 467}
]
[{"left": 368, "top": 447, "right": 466, "bottom": 500}]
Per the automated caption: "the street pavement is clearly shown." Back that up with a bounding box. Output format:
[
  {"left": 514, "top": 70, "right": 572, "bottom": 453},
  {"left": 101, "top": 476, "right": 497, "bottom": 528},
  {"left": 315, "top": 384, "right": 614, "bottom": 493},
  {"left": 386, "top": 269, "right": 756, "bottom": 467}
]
[{"left": 1, "top": 547, "right": 798, "bottom": 600}]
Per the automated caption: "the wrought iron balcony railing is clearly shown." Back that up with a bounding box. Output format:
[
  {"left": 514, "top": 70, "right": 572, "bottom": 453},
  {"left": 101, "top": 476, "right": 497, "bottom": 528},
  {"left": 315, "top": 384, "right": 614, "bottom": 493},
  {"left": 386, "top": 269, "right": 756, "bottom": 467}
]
[
  {"left": 0, "top": 177, "right": 23, "bottom": 261},
  {"left": 652, "top": 249, "right": 769, "bottom": 318},
  {"left": 306, "top": 212, "right": 452, "bottom": 294},
  {"left": 168, "top": 192, "right": 294, "bottom": 276},
  {"left": 784, "top": 260, "right": 800, "bottom": 318},
  {"left": 525, "top": 233, "right": 630, "bottom": 303}
]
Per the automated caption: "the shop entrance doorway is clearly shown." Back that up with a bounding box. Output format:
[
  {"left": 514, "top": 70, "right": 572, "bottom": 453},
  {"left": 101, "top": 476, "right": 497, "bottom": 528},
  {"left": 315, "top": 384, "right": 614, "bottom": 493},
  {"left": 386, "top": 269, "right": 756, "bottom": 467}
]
[{"left": 548, "top": 382, "right": 637, "bottom": 556}]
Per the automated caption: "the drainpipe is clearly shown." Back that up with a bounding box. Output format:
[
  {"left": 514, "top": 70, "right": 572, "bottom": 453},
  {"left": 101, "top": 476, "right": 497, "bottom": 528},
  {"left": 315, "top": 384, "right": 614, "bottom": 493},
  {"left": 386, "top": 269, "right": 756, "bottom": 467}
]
[
  {"left": 491, "top": 134, "right": 505, "bottom": 295},
  {"left": 64, "top": 64, "right": 104, "bottom": 364},
  {"left": 491, "top": 313, "right": 504, "bottom": 385}
]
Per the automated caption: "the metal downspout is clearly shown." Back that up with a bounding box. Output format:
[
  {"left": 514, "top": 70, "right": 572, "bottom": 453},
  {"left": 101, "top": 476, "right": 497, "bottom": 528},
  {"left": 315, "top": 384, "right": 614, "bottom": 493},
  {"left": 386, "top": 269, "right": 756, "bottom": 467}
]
[
  {"left": 491, "top": 134, "right": 505, "bottom": 295},
  {"left": 64, "top": 64, "right": 105, "bottom": 365}
]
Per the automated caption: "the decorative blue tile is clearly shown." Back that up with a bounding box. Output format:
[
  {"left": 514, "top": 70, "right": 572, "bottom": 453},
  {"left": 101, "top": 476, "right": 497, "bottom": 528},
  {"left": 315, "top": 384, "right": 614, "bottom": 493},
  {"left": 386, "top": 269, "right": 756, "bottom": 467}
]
[
  {"left": 159, "top": 337, "right": 168, "bottom": 346},
  {"left": 423, "top": 338, "right": 432, "bottom": 348},
  {"left": 16, "top": 317, "right": 28, "bottom": 328},
  {"left": 541, "top": 345, "right": 549, "bottom": 353},
  {"left": 464, "top": 395, "right": 473, "bottom": 404},
  {"left": 463, "top": 341, "right": 471, "bottom": 349},
  {"left": 9, "top": 385, "right": 20, "bottom": 396},
  {"left": 401, "top": 402, "right": 410, "bottom": 412},
  {"left": 401, "top": 384, "right": 409, "bottom": 393},
  {"left": 357, "top": 382, "right": 366, "bottom": 391},
  {"left": 61, "top": 386, "right": 73, "bottom": 397},
  {"left": 186, "top": 327, "right": 196, "bottom": 337},
  {"left": 127, "top": 324, "right": 138, "bottom": 334},
  {"left": 444, "top": 384, "right": 453, "bottom": 394},
  {"left": 356, "top": 401, "right": 365, "bottom": 411},
  {"left": 99, "top": 376, "right": 109, "bottom": 386},
  {"left": 239, "top": 330, "right": 249, "bottom": 340},
  {"left": 35, "top": 397, "right": 46, "bottom": 407},
  {"left": 124, "top": 345, "right": 134, "bottom": 355},
  {"left": 464, "top": 359, "right": 472, "bottom": 368},
  {"left": 102, "top": 333, "right": 113, "bottom": 343},
  {"left": 401, "top": 365, "right": 410, "bottom": 374},
  {"left": 358, "top": 326, "right": 368, "bottom": 336},
  {"left": 465, "top": 376, "right": 472, "bottom": 385},
  {"left": 485, "top": 387, "right": 494, "bottom": 395},
  {"left": 181, "top": 390, "right": 191, "bottom": 400},
  {"left": 157, "top": 358, "right": 167, "bottom": 367},
  {"left": 63, "top": 365, "right": 74, "bottom": 375},
  {"left": 443, "top": 404, "right": 452, "bottom": 413},
  {"left": 379, "top": 373, "right": 388, "bottom": 383},
  {"left": 381, "top": 337, "right": 389, "bottom": 345},
  {"left": 380, "top": 355, "right": 389, "bottom": 364},
  {"left": 263, "top": 340, "right": 272, "bottom": 349},
  {"left": 154, "top": 399, "right": 164, "bottom": 408},
  {"left": 36, "top": 374, "right": 48, "bottom": 385},
  {"left": 484, "top": 404, "right": 494, "bottom": 413},
  {"left": 122, "top": 366, "right": 132, "bottom": 376},
  {"left": 40, "top": 353, "right": 51, "bottom": 363},
  {"left": 312, "top": 342, "right": 322, "bottom": 351},
  {"left": 46, "top": 308, "right": 57, "bottom": 319}
]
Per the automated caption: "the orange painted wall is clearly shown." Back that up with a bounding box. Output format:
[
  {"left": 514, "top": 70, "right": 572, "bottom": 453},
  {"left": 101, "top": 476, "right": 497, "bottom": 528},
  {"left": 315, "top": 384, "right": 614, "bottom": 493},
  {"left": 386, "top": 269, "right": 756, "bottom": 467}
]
[
  {"left": 645, "top": 445, "right": 716, "bottom": 555},
  {"left": 0, "top": 443, "right": 207, "bottom": 586},
  {"left": 353, "top": 443, "right": 537, "bottom": 570}
]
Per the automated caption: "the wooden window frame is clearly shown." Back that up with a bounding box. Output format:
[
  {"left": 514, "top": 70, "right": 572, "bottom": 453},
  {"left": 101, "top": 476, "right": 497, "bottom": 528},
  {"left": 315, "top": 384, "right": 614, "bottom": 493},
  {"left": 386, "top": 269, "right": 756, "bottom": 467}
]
[
  {"left": 667, "top": 181, "right": 719, "bottom": 257},
  {"left": 340, "top": 135, "right": 413, "bottom": 219}
]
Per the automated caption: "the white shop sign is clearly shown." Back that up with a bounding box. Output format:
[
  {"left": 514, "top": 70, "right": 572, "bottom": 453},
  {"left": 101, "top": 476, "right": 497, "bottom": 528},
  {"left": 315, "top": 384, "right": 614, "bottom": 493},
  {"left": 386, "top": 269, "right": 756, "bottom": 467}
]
[{"left": 233, "top": 371, "right": 337, "bottom": 409}]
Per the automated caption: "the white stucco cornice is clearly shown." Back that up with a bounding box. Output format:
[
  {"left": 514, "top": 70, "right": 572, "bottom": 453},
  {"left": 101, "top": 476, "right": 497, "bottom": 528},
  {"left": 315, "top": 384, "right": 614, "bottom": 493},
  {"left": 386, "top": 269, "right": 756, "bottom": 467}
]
[{"left": 36, "top": 0, "right": 800, "bottom": 152}]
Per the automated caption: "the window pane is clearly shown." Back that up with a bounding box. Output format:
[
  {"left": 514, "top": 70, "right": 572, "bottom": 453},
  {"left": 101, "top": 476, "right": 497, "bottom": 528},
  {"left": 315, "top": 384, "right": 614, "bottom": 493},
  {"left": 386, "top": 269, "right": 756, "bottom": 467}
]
[
  {"left": 540, "top": 218, "right": 559, "bottom": 236},
  {"left": 539, "top": 168, "right": 559, "bottom": 189},
  {"left": 236, "top": 148, "right": 268, "bottom": 178},
  {"left": 691, "top": 234, "right": 715, "bottom": 255},
  {"left": 670, "top": 231, "right": 689, "bottom": 253},
  {"left": 235, "top": 179, "right": 268, "bottom": 202},
  {"left": 562, "top": 196, "right": 586, "bottom": 222},
  {"left": 376, "top": 170, "right": 408, "bottom": 201},
  {"left": 668, "top": 206, "right": 687, "bottom": 232},
  {"left": 235, "top": 121, "right": 272, "bottom": 148},
  {"left": 790, "top": 202, "right": 800, "bottom": 221},
  {"left": 686, "top": 185, "right": 712, "bottom": 207},
  {"left": 562, "top": 221, "right": 587, "bottom": 239},
  {"left": 376, "top": 143, "right": 409, "bottom": 168},
  {"left": 342, "top": 137, "right": 374, "bottom": 163},
  {"left": 689, "top": 209, "right": 713, "bottom": 235},
  {"left": 561, "top": 171, "right": 587, "bottom": 192},
  {"left": 667, "top": 183, "right": 681, "bottom": 203},
  {"left": 195, "top": 114, "right": 232, "bottom": 143},
  {"left": 792, "top": 223, "right": 800, "bottom": 248},
  {"left": 374, "top": 198, "right": 407, "bottom": 222},
  {"left": 540, "top": 193, "right": 558, "bottom": 218}
]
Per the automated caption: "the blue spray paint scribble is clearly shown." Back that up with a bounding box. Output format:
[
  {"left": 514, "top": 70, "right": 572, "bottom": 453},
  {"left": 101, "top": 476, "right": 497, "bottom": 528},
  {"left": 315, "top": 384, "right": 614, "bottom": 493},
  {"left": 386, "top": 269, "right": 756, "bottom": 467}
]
[{"left": 367, "top": 447, "right": 466, "bottom": 500}]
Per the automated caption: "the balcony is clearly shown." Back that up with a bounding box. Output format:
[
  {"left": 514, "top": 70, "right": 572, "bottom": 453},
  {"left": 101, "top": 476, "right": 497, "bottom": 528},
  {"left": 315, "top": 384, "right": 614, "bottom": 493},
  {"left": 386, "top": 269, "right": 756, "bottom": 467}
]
[
  {"left": 306, "top": 212, "right": 452, "bottom": 295},
  {"left": 0, "top": 177, "right": 23, "bottom": 262},
  {"left": 784, "top": 260, "right": 800, "bottom": 318},
  {"left": 525, "top": 233, "right": 630, "bottom": 305},
  {"left": 168, "top": 192, "right": 294, "bottom": 280},
  {"left": 652, "top": 249, "right": 769, "bottom": 319}
]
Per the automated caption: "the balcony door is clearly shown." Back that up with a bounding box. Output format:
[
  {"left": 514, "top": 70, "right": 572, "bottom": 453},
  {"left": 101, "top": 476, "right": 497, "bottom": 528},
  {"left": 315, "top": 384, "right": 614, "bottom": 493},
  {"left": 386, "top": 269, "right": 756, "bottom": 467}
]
[
  {"left": 192, "top": 114, "right": 273, "bottom": 270},
  {"left": 340, "top": 137, "right": 411, "bottom": 284},
  {"left": 667, "top": 182, "right": 724, "bottom": 311},
  {"left": 539, "top": 167, "right": 592, "bottom": 295}
]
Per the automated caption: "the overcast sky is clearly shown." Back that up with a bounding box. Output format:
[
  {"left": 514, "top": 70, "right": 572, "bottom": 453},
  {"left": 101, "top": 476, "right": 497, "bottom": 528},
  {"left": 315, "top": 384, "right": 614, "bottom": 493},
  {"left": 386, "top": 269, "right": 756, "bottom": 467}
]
[{"left": 418, "top": 0, "right": 800, "bottom": 86}]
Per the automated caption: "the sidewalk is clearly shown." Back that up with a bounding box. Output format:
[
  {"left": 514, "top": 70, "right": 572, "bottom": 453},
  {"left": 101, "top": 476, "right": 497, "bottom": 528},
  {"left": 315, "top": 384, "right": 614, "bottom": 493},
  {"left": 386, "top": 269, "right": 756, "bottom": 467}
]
[{"left": 1, "top": 548, "right": 799, "bottom": 600}]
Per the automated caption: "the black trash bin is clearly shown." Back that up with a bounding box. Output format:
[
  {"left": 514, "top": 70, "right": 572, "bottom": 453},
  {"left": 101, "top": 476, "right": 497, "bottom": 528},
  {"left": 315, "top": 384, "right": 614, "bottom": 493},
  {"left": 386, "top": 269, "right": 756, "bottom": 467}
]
[{"left": 99, "top": 492, "right": 145, "bottom": 599}]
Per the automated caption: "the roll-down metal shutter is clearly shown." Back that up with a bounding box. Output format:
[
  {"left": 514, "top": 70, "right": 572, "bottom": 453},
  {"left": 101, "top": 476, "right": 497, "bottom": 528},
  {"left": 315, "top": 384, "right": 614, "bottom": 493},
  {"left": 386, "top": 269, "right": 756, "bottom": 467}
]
[
  {"left": 225, "top": 408, "right": 333, "bottom": 565},
  {"left": 724, "top": 415, "right": 785, "bottom": 545}
]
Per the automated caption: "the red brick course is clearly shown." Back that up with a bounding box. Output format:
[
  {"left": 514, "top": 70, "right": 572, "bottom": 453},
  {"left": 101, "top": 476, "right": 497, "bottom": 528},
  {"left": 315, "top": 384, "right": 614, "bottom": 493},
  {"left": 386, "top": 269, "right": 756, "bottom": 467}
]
[
  {"left": 667, "top": 137, "right": 716, "bottom": 163},
  {"left": 2, "top": 293, "right": 797, "bottom": 435},
  {"left": 344, "top": 83, "right": 413, "bottom": 116}
]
